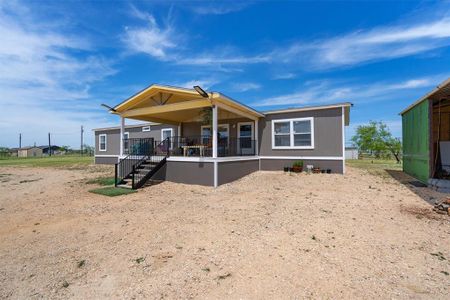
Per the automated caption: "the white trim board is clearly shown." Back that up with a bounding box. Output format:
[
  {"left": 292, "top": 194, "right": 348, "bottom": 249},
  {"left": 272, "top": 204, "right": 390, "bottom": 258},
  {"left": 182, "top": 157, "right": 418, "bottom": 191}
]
[
  {"left": 95, "top": 154, "right": 119, "bottom": 157},
  {"left": 167, "top": 156, "right": 260, "bottom": 163},
  {"left": 259, "top": 156, "right": 343, "bottom": 161},
  {"left": 341, "top": 106, "right": 346, "bottom": 174},
  {"left": 264, "top": 102, "right": 352, "bottom": 115}
]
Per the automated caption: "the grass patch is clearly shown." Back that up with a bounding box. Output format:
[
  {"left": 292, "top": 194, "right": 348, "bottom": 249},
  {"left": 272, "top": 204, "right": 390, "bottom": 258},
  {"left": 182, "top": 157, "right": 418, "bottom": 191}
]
[
  {"left": 77, "top": 260, "right": 86, "bottom": 268},
  {"left": 134, "top": 257, "right": 145, "bottom": 264},
  {"left": 89, "top": 186, "right": 136, "bottom": 197},
  {"left": 0, "top": 156, "right": 93, "bottom": 168},
  {"left": 347, "top": 159, "right": 402, "bottom": 178},
  {"left": 86, "top": 176, "right": 115, "bottom": 186}
]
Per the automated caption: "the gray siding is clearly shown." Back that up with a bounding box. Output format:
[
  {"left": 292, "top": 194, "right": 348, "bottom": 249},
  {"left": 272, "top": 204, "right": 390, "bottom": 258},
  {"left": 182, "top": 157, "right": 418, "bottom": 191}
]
[
  {"left": 95, "top": 156, "right": 119, "bottom": 164},
  {"left": 218, "top": 159, "right": 259, "bottom": 185},
  {"left": 259, "top": 108, "right": 344, "bottom": 157},
  {"left": 260, "top": 158, "right": 343, "bottom": 174},
  {"left": 154, "top": 161, "right": 214, "bottom": 186},
  {"left": 94, "top": 124, "right": 178, "bottom": 156}
]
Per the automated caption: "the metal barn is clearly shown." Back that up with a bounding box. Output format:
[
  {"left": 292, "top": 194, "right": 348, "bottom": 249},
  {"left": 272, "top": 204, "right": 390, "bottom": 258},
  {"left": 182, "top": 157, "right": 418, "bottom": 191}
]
[{"left": 400, "top": 78, "right": 450, "bottom": 188}]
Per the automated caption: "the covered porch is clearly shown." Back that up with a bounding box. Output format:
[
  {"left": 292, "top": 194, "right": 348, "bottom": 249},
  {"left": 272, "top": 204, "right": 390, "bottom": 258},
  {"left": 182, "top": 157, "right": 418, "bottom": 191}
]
[{"left": 113, "top": 85, "right": 264, "bottom": 159}]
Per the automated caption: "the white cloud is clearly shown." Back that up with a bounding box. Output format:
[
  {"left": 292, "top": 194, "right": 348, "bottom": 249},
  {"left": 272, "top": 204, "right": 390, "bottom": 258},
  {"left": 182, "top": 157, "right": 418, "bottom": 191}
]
[
  {"left": 171, "top": 79, "right": 218, "bottom": 90},
  {"left": 273, "top": 73, "right": 296, "bottom": 80},
  {"left": 123, "top": 9, "right": 269, "bottom": 68},
  {"left": 253, "top": 76, "right": 443, "bottom": 107},
  {"left": 123, "top": 9, "right": 177, "bottom": 59},
  {"left": 0, "top": 1, "right": 116, "bottom": 148},
  {"left": 190, "top": 2, "right": 250, "bottom": 15},
  {"left": 231, "top": 82, "right": 261, "bottom": 92},
  {"left": 174, "top": 54, "right": 270, "bottom": 66},
  {"left": 276, "top": 17, "right": 450, "bottom": 69}
]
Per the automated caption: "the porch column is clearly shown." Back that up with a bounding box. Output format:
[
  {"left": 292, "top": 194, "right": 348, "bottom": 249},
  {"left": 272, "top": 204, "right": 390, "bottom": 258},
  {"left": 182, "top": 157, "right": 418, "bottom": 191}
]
[
  {"left": 255, "top": 118, "right": 259, "bottom": 155},
  {"left": 119, "top": 116, "right": 125, "bottom": 156},
  {"left": 212, "top": 105, "right": 218, "bottom": 158}
]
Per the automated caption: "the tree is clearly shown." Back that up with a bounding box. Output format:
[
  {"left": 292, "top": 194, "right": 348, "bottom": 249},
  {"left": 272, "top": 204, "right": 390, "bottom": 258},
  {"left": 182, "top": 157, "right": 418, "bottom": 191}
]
[
  {"left": 83, "top": 144, "right": 94, "bottom": 156},
  {"left": 59, "top": 145, "right": 70, "bottom": 152},
  {"left": 351, "top": 121, "right": 402, "bottom": 163}
]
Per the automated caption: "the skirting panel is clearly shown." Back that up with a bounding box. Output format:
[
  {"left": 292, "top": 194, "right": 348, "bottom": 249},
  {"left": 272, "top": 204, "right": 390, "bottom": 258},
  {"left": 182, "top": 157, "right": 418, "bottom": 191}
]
[
  {"left": 94, "top": 156, "right": 119, "bottom": 164},
  {"left": 153, "top": 161, "right": 215, "bottom": 186},
  {"left": 217, "top": 159, "right": 259, "bottom": 185},
  {"left": 260, "top": 158, "right": 344, "bottom": 174}
]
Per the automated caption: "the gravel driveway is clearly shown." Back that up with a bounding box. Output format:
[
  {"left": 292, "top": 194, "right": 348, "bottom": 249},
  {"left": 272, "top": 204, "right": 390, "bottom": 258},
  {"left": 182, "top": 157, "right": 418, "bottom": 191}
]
[{"left": 0, "top": 165, "right": 449, "bottom": 299}]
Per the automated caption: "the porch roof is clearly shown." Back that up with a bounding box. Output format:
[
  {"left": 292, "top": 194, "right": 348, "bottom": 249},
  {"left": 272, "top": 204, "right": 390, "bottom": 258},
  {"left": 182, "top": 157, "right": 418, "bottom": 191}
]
[{"left": 112, "top": 84, "right": 264, "bottom": 124}]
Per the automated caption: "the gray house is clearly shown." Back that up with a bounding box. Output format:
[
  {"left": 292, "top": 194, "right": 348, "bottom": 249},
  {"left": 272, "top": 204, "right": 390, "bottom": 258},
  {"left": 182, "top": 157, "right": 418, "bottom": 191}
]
[{"left": 94, "top": 84, "right": 351, "bottom": 188}]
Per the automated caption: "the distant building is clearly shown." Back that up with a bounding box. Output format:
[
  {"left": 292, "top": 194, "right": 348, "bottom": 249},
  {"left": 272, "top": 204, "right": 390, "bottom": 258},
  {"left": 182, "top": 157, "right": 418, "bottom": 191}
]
[
  {"left": 38, "top": 145, "right": 61, "bottom": 155},
  {"left": 345, "top": 147, "right": 359, "bottom": 160},
  {"left": 8, "top": 148, "right": 19, "bottom": 157},
  {"left": 17, "top": 147, "right": 43, "bottom": 158}
]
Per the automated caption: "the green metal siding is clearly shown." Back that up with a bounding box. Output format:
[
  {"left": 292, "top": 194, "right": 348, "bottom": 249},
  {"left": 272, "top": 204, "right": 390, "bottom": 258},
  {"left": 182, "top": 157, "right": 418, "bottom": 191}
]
[{"left": 402, "top": 100, "right": 429, "bottom": 183}]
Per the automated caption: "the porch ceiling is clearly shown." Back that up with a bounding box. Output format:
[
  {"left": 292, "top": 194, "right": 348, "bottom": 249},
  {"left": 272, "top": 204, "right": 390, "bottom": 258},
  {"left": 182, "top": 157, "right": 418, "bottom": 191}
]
[
  {"left": 113, "top": 84, "right": 263, "bottom": 124},
  {"left": 123, "top": 106, "right": 253, "bottom": 125}
]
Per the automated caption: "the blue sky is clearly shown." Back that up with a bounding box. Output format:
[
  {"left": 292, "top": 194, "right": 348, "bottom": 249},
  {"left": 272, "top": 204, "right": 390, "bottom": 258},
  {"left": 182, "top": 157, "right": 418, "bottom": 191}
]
[{"left": 1, "top": 0, "right": 449, "bottom": 148}]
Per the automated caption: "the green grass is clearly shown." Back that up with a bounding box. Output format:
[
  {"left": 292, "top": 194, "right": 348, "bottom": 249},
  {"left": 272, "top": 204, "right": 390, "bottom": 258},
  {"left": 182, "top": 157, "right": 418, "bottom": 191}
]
[
  {"left": 89, "top": 186, "right": 137, "bottom": 197},
  {"left": 346, "top": 159, "right": 402, "bottom": 177},
  {"left": 0, "top": 156, "right": 93, "bottom": 168},
  {"left": 86, "top": 176, "right": 116, "bottom": 186}
]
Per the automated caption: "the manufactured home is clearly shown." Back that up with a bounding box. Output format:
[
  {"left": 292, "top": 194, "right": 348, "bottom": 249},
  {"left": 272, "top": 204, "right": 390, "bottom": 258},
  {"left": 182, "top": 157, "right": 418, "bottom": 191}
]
[
  {"left": 400, "top": 77, "right": 450, "bottom": 191},
  {"left": 94, "top": 85, "right": 352, "bottom": 188}
]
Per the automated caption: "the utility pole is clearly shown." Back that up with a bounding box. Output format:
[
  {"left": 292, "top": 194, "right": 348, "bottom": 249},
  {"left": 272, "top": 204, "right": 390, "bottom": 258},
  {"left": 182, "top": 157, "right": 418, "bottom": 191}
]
[
  {"left": 48, "top": 132, "right": 51, "bottom": 156},
  {"left": 19, "top": 133, "right": 22, "bottom": 149},
  {"left": 80, "top": 125, "right": 84, "bottom": 156}
]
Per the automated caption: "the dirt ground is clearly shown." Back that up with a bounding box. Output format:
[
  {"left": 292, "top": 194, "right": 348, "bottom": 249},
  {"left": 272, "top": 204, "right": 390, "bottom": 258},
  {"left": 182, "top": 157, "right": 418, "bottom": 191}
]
[{"left": 0, "top": 165, "right": 449, "bottom": 299}]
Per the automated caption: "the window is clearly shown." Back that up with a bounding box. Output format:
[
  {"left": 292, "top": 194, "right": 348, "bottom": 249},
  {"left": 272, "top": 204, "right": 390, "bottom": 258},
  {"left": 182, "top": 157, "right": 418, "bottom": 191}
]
[
  {"left": 272, "top": 117, "right": 314, "bottom": 149},
  {"left": 123, "top": 132, "right": 129, "bottom": 154},
  {"left": 99, "top": 134, "right": 107, "bottom": 151},
  {"left": 201, "top": 124, "right": 229, "bottom": 145},
  {"left": 142, "top": 126, "right": 151, "bottom": 132}
]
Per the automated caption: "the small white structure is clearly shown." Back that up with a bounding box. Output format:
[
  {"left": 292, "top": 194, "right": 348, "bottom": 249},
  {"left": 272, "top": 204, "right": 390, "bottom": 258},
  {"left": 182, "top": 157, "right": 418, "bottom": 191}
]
[{"left": 345, "top": 147, "right": 359, "bottom": 160}]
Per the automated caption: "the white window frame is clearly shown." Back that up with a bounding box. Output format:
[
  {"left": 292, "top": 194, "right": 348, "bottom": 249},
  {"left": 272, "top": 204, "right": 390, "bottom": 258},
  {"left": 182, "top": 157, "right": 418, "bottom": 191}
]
[
  {"left": 271, "top": 117, "right": 314, "bottom": 150},
  {"left": 123, "top": 132, "right": 129, "bottom": 153},
  {"left": 142, "top": 126, "right": 151, "bottom": 132},
  {"left": 161, "top": 128, "right": 173, "bottom": 140},
  {"left": 201, "top": 124, "right": 230, "bottom": 145},
  {"left": 237, "top": 122, "right": 254, "bottom": 139},
  {"left": 161, "top": 128, "right": 173, "bottom": 150},
  {"left": 237, "top": 121, "right": 254, "bottom": 153},
  {"left": 99, "top": 134, "right": 107, "bottom": 152}
]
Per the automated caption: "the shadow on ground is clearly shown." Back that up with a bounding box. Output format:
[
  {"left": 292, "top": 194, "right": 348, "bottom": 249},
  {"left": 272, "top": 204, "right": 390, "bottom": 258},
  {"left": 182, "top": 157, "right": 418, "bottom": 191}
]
[{"left": 386, "top": 169, "right": 446, "bottom": 206}]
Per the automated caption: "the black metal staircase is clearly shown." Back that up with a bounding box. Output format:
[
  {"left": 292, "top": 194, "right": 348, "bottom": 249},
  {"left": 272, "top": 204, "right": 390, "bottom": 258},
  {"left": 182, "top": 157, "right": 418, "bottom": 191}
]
[{"left": 115, "top": 138, "right": 170, "bottom": 189}]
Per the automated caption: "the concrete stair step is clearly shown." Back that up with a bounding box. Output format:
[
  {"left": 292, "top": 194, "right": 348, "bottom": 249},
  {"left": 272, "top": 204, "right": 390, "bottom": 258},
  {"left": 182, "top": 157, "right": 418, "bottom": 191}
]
[{"left": 117, "top": 184, "right": 133, "bottom": 189}]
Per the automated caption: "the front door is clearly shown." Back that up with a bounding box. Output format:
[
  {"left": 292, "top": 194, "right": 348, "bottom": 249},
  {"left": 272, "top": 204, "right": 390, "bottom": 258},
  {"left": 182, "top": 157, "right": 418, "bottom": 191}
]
[
  {"left": 161, "top": 128, "right": 173, "bottom": 149},
  {"left": 238, "top": 122, "right": 254, "bottom": 155}
]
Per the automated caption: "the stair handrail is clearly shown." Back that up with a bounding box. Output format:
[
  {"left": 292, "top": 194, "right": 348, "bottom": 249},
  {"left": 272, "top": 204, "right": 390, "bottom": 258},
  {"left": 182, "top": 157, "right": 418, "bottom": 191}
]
[
  {"left": 115, "top": 137, "right": 154, "bottom": 187},
  {"left": 131, "top": 138, "right": 170, "bottom": 189}
]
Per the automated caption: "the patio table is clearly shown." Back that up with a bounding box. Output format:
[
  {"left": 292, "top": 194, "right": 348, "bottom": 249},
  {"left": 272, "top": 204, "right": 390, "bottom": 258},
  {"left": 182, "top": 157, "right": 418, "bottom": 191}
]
[{"left": 182, "top": 145, "right": 206, "bottom": 157}]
